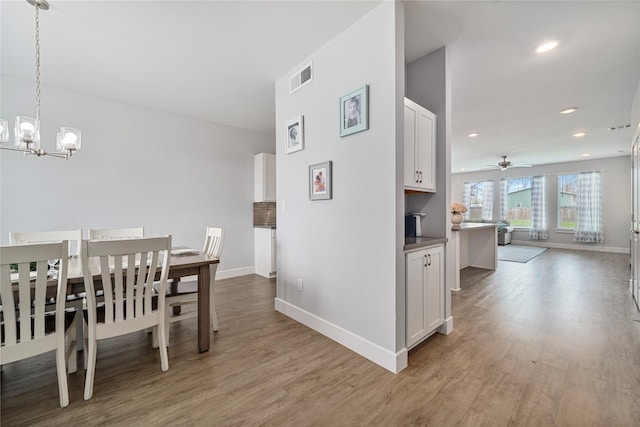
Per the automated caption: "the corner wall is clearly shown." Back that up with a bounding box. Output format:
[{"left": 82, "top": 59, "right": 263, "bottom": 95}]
[{"left": 274, "top": 2, "right": 406, "bottom": 372}]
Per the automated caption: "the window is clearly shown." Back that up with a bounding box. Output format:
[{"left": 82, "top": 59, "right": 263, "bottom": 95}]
[
  {"left": 558, "top": 174, "right": 578, "bottom": 229},
  {"left": 504, "top": 177, "right": 532, "bottom": 227},
  {"left": 463, "top": 180, "right": 494, "bottom": 221}
]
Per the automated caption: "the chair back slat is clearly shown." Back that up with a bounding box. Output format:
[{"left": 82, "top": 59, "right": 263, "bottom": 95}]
[
  {"left": 125, "top": 254, "right": 136, "bottom": 319},
  {"left": 0, "top": 241, "right": 68, "bottom": 348},
  {"left": 10, "top": 229, "right": 82, "bottom": 258},
  {"left": 100, "top": 256, "right": 114, "bottom": 324},
  {"left": 0, "top": 264, "right": 18, "bottom": 345},
  {"left": 203, "top": 227, "right": 224, "bottom": 258},
  {"left": 33, "top": 266, "right": 49, "bottom": 339}
]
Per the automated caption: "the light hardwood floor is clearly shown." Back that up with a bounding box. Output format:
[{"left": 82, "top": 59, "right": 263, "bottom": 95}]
[{"left": 2, "top": 249, "right": 640, "bottom": 426}]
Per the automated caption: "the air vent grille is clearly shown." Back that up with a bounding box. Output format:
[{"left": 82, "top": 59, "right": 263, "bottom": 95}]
[
  {"left": 289, "top": 62, "right": 313, "bottom": 94},
  {"left": 608, "top": 124, "right": 631, "bottom": 131}
]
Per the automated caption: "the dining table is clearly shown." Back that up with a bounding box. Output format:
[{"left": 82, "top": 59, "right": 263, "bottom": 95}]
[{"left": 61, "top": 248, "right": 219, "bottom": 353}]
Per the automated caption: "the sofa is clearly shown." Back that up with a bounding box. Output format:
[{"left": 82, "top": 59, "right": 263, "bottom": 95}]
[{"left": 498, "top": 223, "right": 515, "bottom": 245}]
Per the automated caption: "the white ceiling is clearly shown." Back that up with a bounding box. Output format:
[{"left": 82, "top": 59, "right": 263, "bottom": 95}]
[{"left": 2, "top": 1, "right": 639, "bottom": 172}]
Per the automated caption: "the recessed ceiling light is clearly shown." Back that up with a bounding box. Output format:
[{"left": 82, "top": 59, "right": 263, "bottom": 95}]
[
  {"left": 582, "top": 153, "right": 590, "bottom": 157},
  {"left": 573, "top": 132, "right": 586, "bottom": 137},
  {"left": 467, "top": 132, "right": 479, "bottom": 138},
  {"left": 560, "top": 108, "right": 577, "bottom": 114},
  {"left": 535, "top": 41, "right": 558, "bottom": 53}
]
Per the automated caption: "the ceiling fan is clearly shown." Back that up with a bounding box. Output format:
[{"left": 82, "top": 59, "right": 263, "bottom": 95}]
[{"left": 489, "top": 155, "right": 532, "bottom": 171}]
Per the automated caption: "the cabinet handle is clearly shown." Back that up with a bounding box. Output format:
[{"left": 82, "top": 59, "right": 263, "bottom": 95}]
[
  {"left": 427, "top": 254, "right": 431, "bottom": 266},
  {"left": 415, "top": 171, "right": 419, "bottom": 183},
  {"left": 424, "top": 254, "right": 428, "bottom": 267},
  {"left": 419, "top": 171, "right": 423, "bottom": 183}
]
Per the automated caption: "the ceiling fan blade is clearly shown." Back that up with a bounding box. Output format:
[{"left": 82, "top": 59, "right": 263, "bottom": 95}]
[{"left": 511, "top": 163, "right": 532, "bottom": 168}]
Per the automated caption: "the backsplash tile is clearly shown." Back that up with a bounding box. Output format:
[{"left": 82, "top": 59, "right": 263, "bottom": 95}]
[{"left": 253, "top": 202, "right": 276, "bottom": 227}]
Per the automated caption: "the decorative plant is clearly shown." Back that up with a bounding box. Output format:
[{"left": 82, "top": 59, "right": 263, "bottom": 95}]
[{"left": 451, "top": 202, "right": 467, "bottom": 214}]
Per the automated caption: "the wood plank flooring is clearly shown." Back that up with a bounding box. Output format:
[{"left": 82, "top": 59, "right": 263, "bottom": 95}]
[{"left": 2, "top": 249, "right": 640, "bottom": 426}]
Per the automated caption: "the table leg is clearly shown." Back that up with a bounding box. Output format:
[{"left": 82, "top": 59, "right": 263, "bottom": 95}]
[
  {"left": 171, "top": 278, "right": 181, "bottom": 315},
  {"left": 198, "top": 264, "right": 210, "bottom": 352}
]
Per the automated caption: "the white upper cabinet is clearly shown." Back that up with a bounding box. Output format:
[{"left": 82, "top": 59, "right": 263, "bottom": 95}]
[
  {"left": 404, "top": 98, "right": 436, "bottom": 192},
  {"left": 255, "top": 153, "right": 276, "bottom": 202}
]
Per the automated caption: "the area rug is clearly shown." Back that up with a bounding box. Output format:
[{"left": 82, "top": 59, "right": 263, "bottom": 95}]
[{"left": 498, "top": 245, "right": 548, "bottom": 263}]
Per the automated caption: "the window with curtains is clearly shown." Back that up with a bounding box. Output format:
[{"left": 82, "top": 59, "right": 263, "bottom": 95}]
[
  {"left": 574, "top": 171, "right": 604, "bottom": 243},
  {"left": 502, "top": 177, "right": 532, "bottom": 227},
  {"left": 462, "top": 180, "right": 494, "bottom": 221},
  {"left": 558, "top": 174, "right": 578, "bottom": 229}
]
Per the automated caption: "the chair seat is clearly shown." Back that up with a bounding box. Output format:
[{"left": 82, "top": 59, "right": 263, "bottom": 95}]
[
  {"left": 1, "top": 309, "right": 78, "bottom": 344},
  {"left": 165, "top": 279, "right": 198, "bottom": 296}
]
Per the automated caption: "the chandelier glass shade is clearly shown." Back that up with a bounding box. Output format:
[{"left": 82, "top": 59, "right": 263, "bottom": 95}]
[{"left": 0, "top": 0, "right": 81, "bottom": 159}]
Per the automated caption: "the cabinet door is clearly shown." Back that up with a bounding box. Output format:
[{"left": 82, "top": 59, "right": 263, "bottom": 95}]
[
  {"left": 425, "top": 245, "right": 444, "bottom": 332},
  {"left": 417, "top": 108, "right": 436, "bottom": 192},
  {"left": 404, "top": 98, "right": 436, "bottom": 192},
  {"left": 406, "top": 249, "right": 427, "bottom": 348},
  {"left": 254, "top": 153, "right": 276, "bottom": 202},
  {"left": 264, "top": 154, "right": 276, "bottom": 202},
  {"left": 404, "top": 101, "right": 419, "bottom": 188}
]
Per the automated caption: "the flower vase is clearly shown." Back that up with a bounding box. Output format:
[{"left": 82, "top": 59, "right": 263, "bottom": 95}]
[{"left": 451, "top": 212, "right": 464, "bottom": 226}]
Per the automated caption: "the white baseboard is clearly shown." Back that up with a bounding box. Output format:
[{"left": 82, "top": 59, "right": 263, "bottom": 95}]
[
  {"left": 274, "top": 298, "right": 408, "bottom": 374},
  {"left": 216, "top": 266, "right": 255, "bottom": 280},
  {"left": 438, "top": 316, "right": 454, "bottom": 335},
  {"left": 511, "top": 240, "right": 629, "bottom": 254}
]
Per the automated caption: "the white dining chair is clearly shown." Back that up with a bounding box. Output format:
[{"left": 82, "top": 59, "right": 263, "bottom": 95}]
[
  {"left": 163, "top": 227, "right": 224, "bottom": 344},
  {"left": 81, "top": 235, "right": 171, "bottom": 400},
  {"left": 9, "top": 229, "right": 85, "bottom": 360},
  {"left": 10, "top": 229, "right": 83, "bottom": 258},
  {"left": 88, "top": 227, "right": 144, "bottom": 241},
  {"left": 0, "top": 241, "right": 78, "bottom": 408}
]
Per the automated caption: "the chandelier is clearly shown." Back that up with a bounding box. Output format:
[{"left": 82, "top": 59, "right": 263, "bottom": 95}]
[{"left": 0, "top": 0, "right": 81, "bottom": 159}]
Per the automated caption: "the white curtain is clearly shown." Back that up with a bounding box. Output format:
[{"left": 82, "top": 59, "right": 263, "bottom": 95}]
[
  {"left": 528, "top": 175, "right": 548, "bottom": 240},
  {"left": 482, "top": 181, "right": 494, "bottom": 221},
  {"left": 500, "top": 178, "right": 508, "bottom": 220},
  {"left": 574, "top": 171, "right": 604, "bottom": 243},
  {"left": 462, "top": 182, "right": 471, "bottom": 220}
]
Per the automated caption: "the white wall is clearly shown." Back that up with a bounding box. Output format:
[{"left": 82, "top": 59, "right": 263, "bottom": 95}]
[
  {"left": 274, "top": 2, "right": 406, "bottom": 372},
  {"left": 451, "top": 156, "right": 631, "bottom": 253},
  {"left": 1, "top": 75, "right": 275, "bottom": 276}
]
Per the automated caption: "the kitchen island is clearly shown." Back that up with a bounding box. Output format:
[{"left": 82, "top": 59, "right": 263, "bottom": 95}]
[{"left": 450, "top": 222, "right": 497, "bottom": 291}]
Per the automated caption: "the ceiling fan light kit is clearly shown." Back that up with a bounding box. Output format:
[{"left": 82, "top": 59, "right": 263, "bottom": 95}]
[{"left": 484, "top": 155, "right": 533, "bottom": 171}]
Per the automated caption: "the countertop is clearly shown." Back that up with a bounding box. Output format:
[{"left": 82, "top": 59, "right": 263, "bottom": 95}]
[
  {"left": 254, "top": 225, "right": 276, "bottom": 229},
  {"left": 404, "top": 236, "right": 447, "bottom": 251},
  {"left": 451, "top": 222, "right": 497, "bottom": 231}
]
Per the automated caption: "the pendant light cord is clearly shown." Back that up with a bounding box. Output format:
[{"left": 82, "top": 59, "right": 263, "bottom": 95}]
[{"left": 35, "top": 3, "right": 41, "bottom": 122}]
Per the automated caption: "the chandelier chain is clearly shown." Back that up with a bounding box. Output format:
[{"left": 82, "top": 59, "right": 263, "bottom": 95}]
[{"left": 35, "top": 3, "right": 41, "bottom": 122}]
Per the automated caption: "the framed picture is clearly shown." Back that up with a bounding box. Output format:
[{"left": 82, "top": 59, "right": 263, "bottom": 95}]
[
  {"left": 309, "top": 161, "right": 332, "bottom": 201},
  {"left": 286, "top": 115, "right": 304, "bottom": 154},
  {"left": 339, "top": 85, "right": 368, "bottom": 137}
]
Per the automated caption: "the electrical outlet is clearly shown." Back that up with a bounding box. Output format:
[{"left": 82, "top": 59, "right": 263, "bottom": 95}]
[{"left": 296, "top": 278, "right": 303, "bottom": 292}]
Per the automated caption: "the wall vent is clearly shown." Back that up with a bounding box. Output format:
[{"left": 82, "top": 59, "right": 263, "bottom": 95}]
[{"left": 289, "top": 62, "right": 313, "bottom": 95}]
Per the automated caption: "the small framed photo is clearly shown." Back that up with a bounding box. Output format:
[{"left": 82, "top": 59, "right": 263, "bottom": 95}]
[
  {"left": 339, "top": 85, "right": 368, "bottom": 137},
  {"left": 286, "top": 115, "right": 304, "bottom": 154},
  {"left": 309, "top": 161, "right": 332, "bottom": 201}
]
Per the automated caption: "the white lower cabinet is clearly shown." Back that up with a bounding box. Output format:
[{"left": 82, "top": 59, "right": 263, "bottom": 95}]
[
  {"left": 406, "top": 244, "right": 444, "bottom": 349},
  {"left": 255, "top": 228, "right": 276, "bottom": 278}
]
